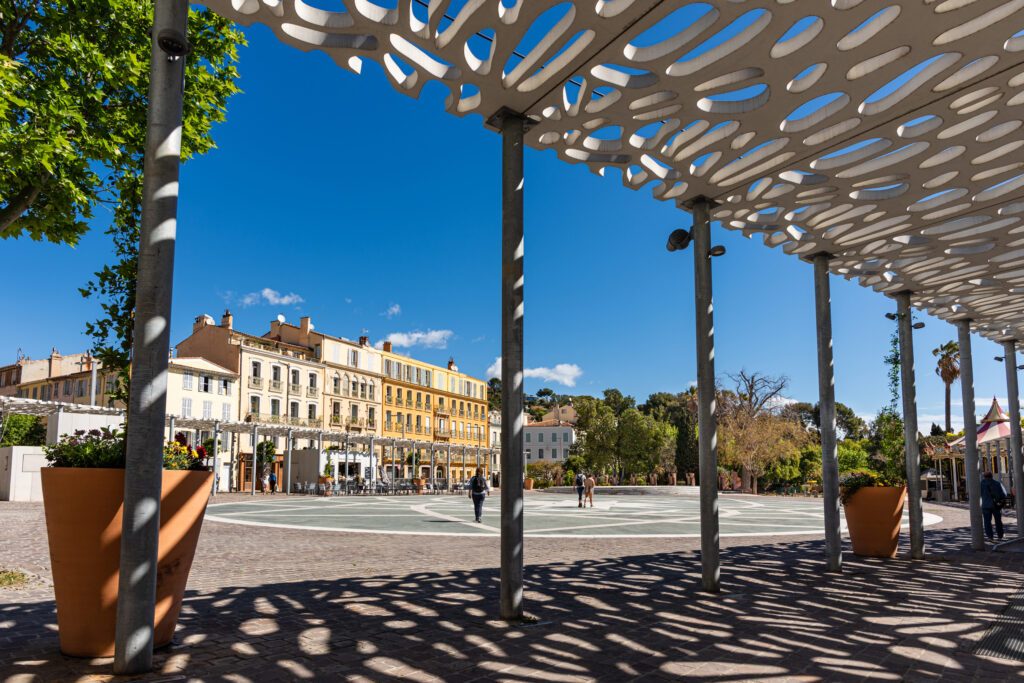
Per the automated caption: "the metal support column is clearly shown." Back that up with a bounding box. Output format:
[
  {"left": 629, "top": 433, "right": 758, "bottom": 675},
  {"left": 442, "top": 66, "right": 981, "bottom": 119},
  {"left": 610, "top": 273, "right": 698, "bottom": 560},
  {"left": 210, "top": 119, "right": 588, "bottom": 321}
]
[
  {"left": 285, "top": 428, "right": 293, "bottom": 494},
  {"left": 167, "top": 415, "right": 175, "bottom": 443},
  {"left": 813, "top": 253, "right": 842, "bottom": 572},
  {"left": 1003, "top": 340, "right": 1024, "bottom": 533},
  {"left": 691, "top": 197, "right": 720, "bottom": 593},
  {"left": 895, "top": 292, "right": 925, "bottom": 560},
  {"left": 212, "top": 421, "right": 220, "bottom": 496},
  {"left": 430, "top": 447, "right": 436, "bottom": 493},
  {"left": 368, "top": 435, "right": 375, "bottom": 491},
  {"left": 498, "top": 110, "right": 527, "bottom": 620},
  {"left": 251, "top": 424, "right": 258, "bottom": 496},
  {"left": 113, "top": 1, "right": 189, "bottom": 672},
  {"left": 447, "top": 443, "right": 452, "bottom": 493},
  {"left": 957, "top": 320, "right": 986, "bottom": 550}
]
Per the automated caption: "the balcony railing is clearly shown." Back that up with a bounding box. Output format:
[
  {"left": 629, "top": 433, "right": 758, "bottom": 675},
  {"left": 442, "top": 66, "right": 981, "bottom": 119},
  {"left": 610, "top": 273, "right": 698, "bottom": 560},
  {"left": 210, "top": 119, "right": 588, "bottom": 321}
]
[
  {"left": 248, "top": 377, "right": 263, "bottom": 389},
  {"left": 385, "top": 395, "right": 394, "bottom": 404},
  {"left": 307, "top": 387, "right": 318, "bottom": 398},
  {"left": 415, "top": 401, "right": 423, "bottom": 409},
  {"left": 289, "top": 383, "right": 301, "bottom": 394},
  {"left": 245, "top": 412, "right": 322, "bottom": 428},
  {"left": 269, "top": 379, "right": 283, "bottom": 392},
  {"left": 347, "top": 417, "right": 365, "bottom": 428},
  {"left": 435, "top": 405, "right": 450, "bottom": 416},
  {"left": 331, "top": 414, "right": 343, "bottom": 425}
]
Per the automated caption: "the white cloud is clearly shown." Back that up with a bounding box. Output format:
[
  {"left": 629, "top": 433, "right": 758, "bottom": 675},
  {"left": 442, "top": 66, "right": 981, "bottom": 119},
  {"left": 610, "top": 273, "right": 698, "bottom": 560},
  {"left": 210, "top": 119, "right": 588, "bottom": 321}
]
[
  {"left": 240, "top": 287, "right": 304, "bottom": 307},
  {"left": 344, "top": 297, "right": 353, "bottom": 304},
  {"left": 382, "top": 303, "right": 401, "bottom": 319},
  {"left": 486, "top": 356, "right": 583, "bottom": 387},
  {"left": 375, "top": 329, "right": 453, "bottom": 350}
]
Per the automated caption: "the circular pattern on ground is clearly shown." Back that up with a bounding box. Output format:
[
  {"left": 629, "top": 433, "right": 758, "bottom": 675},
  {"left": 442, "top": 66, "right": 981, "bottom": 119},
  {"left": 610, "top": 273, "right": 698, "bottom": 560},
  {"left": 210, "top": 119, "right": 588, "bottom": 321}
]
[{"left": 206, "top": 493, "right": 943, "bottom": 538}]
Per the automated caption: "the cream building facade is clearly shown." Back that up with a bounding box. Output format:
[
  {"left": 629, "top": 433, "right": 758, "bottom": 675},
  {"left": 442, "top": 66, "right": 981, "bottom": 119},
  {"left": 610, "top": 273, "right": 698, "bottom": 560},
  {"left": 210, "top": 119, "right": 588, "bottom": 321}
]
[
  {"left": 165, "top": 357, "right": 238, "bottom": 443},
  {"left": 266, "top": 317, "right": 381, "bottom": 437}
]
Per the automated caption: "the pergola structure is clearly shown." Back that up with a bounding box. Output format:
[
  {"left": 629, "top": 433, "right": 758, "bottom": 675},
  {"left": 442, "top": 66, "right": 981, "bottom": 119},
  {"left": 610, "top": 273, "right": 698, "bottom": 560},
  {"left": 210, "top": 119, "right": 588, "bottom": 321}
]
[{"left": 112, "top": 0, "right": 1024, "bottom": 673}]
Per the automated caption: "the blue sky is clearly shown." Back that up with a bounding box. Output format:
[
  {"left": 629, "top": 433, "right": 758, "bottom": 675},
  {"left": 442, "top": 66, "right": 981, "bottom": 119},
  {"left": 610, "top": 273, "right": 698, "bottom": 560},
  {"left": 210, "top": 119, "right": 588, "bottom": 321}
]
[{"left": 0, "top": 21, "right": 1015, "bottom": 430}]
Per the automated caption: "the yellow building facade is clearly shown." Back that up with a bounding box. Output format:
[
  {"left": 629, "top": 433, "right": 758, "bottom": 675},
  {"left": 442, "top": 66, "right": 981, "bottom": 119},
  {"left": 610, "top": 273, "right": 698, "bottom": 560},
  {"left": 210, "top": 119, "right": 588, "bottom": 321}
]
[{"left": 378, "top": 343, "right": 489, "bottom": 481}]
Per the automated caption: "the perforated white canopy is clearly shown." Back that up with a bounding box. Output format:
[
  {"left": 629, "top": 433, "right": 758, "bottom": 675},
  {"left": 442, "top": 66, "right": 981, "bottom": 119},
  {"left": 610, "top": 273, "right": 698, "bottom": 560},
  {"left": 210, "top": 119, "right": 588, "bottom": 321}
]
[{"left": 208, "top": 0, "right": 1024, "bottom": 342}]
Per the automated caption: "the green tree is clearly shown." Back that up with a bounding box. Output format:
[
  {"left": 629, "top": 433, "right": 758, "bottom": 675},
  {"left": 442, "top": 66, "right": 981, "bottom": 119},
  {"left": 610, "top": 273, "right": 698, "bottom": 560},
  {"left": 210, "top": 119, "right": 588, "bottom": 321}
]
[
  {"left": 0, "top": 414, "right": 46, "bottom": 446},
  {"left": 487, "top": 377, "right": 501, "bottom": 412},
  {"left": 256, "top": 440, "right": 276, "bottom": 483},
  {"left": 602, "top": 388, "right": 636, "bottom": 416},
  {"left": 573, "top": 395, "right": 618, "bottom": 474},
  {"left": 932, "top": 341, "right": 960, "bottom": 434},
  {"left": 1, "top": 1, "right": 244, "bottom": 404},
  {"left": 837, "top": 440, "right": 870, "bottom": 472}
]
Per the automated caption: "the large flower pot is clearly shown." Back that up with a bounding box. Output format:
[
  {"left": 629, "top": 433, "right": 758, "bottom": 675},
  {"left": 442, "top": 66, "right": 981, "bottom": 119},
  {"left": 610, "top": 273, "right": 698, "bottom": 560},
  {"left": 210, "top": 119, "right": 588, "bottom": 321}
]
[
  {"left": 843, "top": 485, "right": 907, "bottom": 558},
  {"left": 412, "top": 478, "right": 424, "bottom": 494},
  {"left": 40, "top": 468, "right": 212, "bottom": 657},
  {"left": 524, "top": 478, "right": 534, "bottom": 491}
]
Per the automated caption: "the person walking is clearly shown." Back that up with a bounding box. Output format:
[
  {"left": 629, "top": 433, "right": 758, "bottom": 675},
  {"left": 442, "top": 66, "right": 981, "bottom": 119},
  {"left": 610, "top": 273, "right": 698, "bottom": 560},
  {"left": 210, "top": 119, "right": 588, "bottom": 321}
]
[
  {"left": 980, "top": 471, "right": 1007, "bottom": 541},
  {"left": 584, "top": 472, "right": 596, "bottom": 508},
  {"left": 575, "top": 471, "right": 586, "bottom": 508},
  {"left": 269, "top": 471, "right": 278, "bottom": 495},
  {"left": 469, "top": 467, "right": 489, "bottom": 522},
  {"left": 260, "top": 470, "right": 270, "bottom": 496}
]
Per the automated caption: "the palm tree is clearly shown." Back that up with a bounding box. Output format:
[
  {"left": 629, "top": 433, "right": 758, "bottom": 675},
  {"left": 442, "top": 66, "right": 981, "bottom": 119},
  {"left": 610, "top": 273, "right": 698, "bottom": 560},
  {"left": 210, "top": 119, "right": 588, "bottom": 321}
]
[{"left": 932, "top": 341, "right": 960, "bottom": 434}]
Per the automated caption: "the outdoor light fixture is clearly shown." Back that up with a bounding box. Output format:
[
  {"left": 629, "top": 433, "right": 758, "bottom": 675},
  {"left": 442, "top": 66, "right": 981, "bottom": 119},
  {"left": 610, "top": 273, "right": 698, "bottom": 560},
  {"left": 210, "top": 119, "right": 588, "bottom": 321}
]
[
  {"left": 709, "top": 245, "right": 727, "bottom": 257},
  {"left": 157, "top": 29, "right": 191, "bottom": 59},
  {"left": 884, "top": 312, "right": 898, "bottom": 320},
  {"left": 666, "top": 229, "right": 692, "bottom": 252},
  {"left": 996, "top": 356, "right": 1005, "bottom": 362},
  {"left": 912, "top": 322, "right": 925, "bottom": 330}
]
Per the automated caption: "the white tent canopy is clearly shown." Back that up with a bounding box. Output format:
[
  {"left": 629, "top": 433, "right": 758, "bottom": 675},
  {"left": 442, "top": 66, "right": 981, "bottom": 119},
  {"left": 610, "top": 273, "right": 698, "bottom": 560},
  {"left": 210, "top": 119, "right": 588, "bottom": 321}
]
[{"left": 209, "top": 0, "right": 1024, "bottom": 342}]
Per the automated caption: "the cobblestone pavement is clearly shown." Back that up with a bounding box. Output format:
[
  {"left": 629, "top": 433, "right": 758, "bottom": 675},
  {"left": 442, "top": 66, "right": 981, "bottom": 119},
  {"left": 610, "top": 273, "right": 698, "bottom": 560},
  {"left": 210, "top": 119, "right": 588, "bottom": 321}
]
[{"left": 1, "top": 495, "right": 1022, "bottom": 682}]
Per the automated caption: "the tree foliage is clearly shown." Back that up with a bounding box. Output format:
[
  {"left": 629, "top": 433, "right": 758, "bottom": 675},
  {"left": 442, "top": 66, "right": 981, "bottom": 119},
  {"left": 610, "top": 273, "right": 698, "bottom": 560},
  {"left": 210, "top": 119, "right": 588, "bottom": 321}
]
[
  {"left": 1, "top": 1, "right": 244, "bottom": 404},
  {"left": 0, "top": 413, "right": 46, "bottom": 446}
]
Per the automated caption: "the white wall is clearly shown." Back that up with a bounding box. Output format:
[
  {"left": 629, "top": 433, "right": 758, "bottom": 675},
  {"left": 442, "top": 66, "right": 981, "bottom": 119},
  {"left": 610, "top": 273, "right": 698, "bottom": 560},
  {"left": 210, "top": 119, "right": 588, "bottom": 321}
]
[
  {"left": 0, "top": 446, "right": 46, "bottom": 502},
  {"left": 46, "top": 412, "right": 124, "bottom": 443}
]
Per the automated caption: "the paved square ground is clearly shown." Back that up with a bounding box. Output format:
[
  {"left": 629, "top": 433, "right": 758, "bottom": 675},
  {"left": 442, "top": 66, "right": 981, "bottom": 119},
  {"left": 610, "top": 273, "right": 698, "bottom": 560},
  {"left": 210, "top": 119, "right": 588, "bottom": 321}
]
[{"left": 1, "top": 494, "right": 1021, "bottom": 682}]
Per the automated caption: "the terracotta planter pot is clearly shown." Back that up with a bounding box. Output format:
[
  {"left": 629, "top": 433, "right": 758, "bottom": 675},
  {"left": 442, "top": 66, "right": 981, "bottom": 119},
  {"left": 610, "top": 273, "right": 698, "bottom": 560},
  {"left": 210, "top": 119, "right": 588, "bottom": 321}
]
[
  {"left": 412, "top": 478, "right": 424, "bottom": 494},
  {"left": 524, "top": 478, "right": 534, "bottom": 491},
  {"left": 843, "top": 485, "right": 907, "bottom": 558},
  {"left": 40, "top": 468, "right": 212, "bottom": 657}
]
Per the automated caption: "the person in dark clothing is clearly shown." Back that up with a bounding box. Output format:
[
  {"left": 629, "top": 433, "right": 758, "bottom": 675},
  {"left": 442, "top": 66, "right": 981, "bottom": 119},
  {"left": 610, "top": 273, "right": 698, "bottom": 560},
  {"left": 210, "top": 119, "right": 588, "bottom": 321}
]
[
  {"left": 980, "top": 471, "right": 1007, "bottom": 541},
  {"left": 575, "top": 471, "right": 585, "bottom": 508},
  {"left": 469, "top": 467, "right": 489, "bottom": 523},
  {"left": 268, "top": 471, "right": 278, "bottom": 495}
]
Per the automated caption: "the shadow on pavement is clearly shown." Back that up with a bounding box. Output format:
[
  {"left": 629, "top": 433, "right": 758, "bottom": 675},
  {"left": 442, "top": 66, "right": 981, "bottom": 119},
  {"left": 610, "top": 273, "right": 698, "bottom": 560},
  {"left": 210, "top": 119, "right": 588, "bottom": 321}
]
[{"left": 2, "top": 525, "right": 1023, "bottom": 682}]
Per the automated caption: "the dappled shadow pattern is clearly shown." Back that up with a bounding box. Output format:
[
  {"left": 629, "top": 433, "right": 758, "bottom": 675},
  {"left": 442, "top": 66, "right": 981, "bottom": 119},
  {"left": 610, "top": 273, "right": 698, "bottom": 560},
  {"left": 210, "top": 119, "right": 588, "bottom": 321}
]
[{"left": 3, "top": 525, "right": 1024, "bottom": 682}]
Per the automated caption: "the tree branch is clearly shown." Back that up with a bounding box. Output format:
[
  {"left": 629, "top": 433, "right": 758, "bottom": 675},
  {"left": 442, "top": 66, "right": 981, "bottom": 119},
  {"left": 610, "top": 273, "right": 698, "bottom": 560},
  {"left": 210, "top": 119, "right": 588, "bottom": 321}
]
[{"left": 0, "top": 182, "right": 42, "bottom": 234}]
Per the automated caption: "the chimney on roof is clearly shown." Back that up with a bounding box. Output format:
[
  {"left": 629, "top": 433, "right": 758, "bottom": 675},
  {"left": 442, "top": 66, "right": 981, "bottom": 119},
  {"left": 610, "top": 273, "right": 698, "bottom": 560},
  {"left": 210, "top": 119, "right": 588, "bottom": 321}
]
[
  {"left": 382, "top": 341, "right": 393, "bottom": 352},
  {"left": 193, "top": 315, "right": 207, "bottom": 333},
  {"left": 300, "top": 316, "right": 312, "bottom": 337},
  {"left": 221, "top": 309, "right": 233, "bottom": 330},
  {"left": 447, "top": 357, "right": 457, "bottom": 371},
  {"left": 359, "top": 335, "right": 369, "bottom": 347}
]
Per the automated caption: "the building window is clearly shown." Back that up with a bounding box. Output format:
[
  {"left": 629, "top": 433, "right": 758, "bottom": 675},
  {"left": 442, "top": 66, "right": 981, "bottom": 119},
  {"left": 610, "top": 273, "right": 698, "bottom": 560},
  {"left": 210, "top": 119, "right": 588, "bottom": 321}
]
[
  {"left": 369, "top": 383, "right": 375, "bottom": 400},
  {"left": 250, "top": 361, "right": 261, "bottom": 378},
  {"left": 182, "top": 397, "right": 192, "bottom": 418},
  {"left": 200, "top": 375, "right": 212, "bottom": 393},
  {"left": 291, "top": 369, "right": 300, "bottom": 386},
  {"left": 271, "top": 398, "right": 281, "bottom": 416},
  {"left": 220, "top": 378, "right": 232, "bottom": 396},
  {"left": 348, "top": 349, "right": 359, "bottom": 368},
  {"left": 525, "top": 432, "right": 531, "bottom": 442},
  {"left": 526, "top": 450, "right": 532, "bottom": 460},
  {"left": 308, "top": 372, "right": 317, "bottom": 389},
  {"left": 290, "top": 401, "right": 299, "bottom": 418},
  {"left": 564, "top": 449, "right": 569, "bottom": 458},
  {"left": 272, "top": 365, "right": 282, "bottom": 382},
  {"left": 309, "top": 404, "right": 317, "bottom": 420},
  {"left": 202, "top": 400, "right": 212, "bottom": 419},
  {"left": 222, "top": 403, "right": 231, "bottom": 421},
  {"left": 538, "top": 432, "right": 544, "bottom": 443},
  {"left": 351, "top": 380, "right": 358, "bottom": 396},
  {"left": 250, "top": 396, "right": 260, "bottom": 414},
  {"left": 333, "top": 376, "right": 341, "bottom": 393},
  {"left": 564, "top": 431, "right": 571, "bottom": 442},
  {"left": 77, "top": 379, "right": 86, "bottom": 397},
  {"left": 182, "top": 370, "right": 194, "bottom": 390},
  {"left": 350, "top": 404, "right": 358, "bottom": 420},
  {"left": 539, "top": 449, "right": 544, "bottom": 459},
  {"left": 368, "top": 407, "right": 376, "bottom": 424}
]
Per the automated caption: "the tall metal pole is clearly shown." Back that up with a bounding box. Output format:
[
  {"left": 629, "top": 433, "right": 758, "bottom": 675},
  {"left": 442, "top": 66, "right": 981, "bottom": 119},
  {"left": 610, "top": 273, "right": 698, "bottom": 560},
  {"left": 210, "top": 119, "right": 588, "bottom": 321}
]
[
  {"left": 813, "top": 254, "right": 842, "bottom": 572},
  {"left": 447, "top": 442, "right": 452, "bottom": 493},
  {"left": 895, "top": 292, "right": 925, "bottom": 560},
  {"left": 1002, "top": 340, "right": 1024, "bottom": 532},
  {"left": 90, "top": 361, "right": 98, "bottom": 407},
  {"left": 285, "top": 428, "right": 293, "bottom": 494},
  {"left": 691, "top": 197, "right": 720, "bottom": 593},
  {"left": 114, "top": 1, "right": 189, "bottom": 673},
  {"left": 251, "top": 424, "right": 258, "bottom": 496},
  {"left": 430, "top": 446, "right": 436, "bottom": 493},
  {"left": 957, "top": 320, "right": 986, "bottom": 550},
  {"left": 212, "top": 421, "right": 220, "bottom": 496},
  {"left": 499, "top": 110, "right": 526, "bottom": 620},
  {"left": 368, "top": 435, "right": 375, "bottom": 490},
  {"left": 167, "top": 415, "right": 175, "bottom": 443}
]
